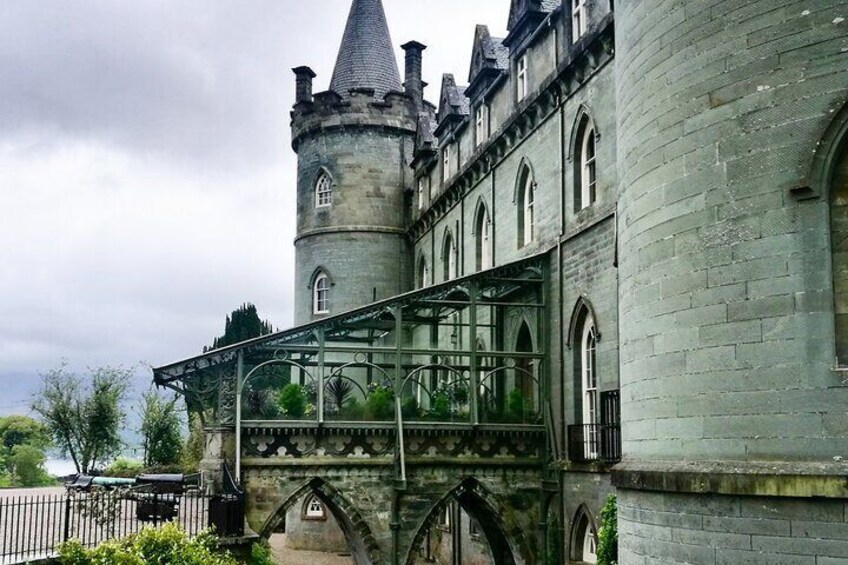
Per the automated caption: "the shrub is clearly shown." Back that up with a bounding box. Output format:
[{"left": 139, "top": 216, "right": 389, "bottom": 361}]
[
  {"left": 104, "top": 458, "right": 144, "bottom": 478},
  {"left": 507, "top": 388, "right": 526, "bottom": 419},
  {"left": 401, "top": 396, "right": 419, "bottom": 419},
  {"left": 57, "top": 523, "right": 237, "bottom": 565},
  {"left": 339, "top": 399, "right": 365, "bottom": 420},
  {"left": 431, "top": 392, "right": 451, "bottom": 420},
  {"left": 365, "top": 385, "right": 394, "bottom": 420},
  {"left": 9, "top": 444, "right": 54, "bottom": 487},
  {"left": 249, "top": 541, "right": 276, "bottom": 565},
  {"left": 278, "top": 384, "right": 306, "bottom": 418},
  {"left": 597, "top": 494, "right": 618, "bottom": 565}
]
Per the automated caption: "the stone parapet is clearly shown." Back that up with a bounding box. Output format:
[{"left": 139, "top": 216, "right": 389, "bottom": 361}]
[{"left": 291, "top": 89, "right": 418, "bottom": 151}]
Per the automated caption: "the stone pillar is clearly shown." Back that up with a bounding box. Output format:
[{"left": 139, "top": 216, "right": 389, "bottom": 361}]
[
  {"left": 401, "top": 41, "right": 426, "bottom": 112},
  {"left": 614, "top": 0, "right": 848, "bottom": 562},
  {"left": 293, "top": 66, "right": 317, "bottom": 105},
  {"left": 200, "top": 426, "right": 235, "bottom": 493}
]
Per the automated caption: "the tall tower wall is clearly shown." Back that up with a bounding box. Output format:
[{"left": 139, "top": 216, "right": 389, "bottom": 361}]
[
  {"left": 615, "top": 0, "right": 848, "bottom": 562},
  {"left": 292, "top": 90, "right": 416, "bottom": 324}
]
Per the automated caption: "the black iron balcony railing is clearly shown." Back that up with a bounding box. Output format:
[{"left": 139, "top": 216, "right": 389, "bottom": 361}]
[{"left": 567, "top": 423, "right": 621, "bottom": 463}]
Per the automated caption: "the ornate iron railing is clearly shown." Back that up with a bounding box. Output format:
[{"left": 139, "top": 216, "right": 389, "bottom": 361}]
[{"left": 567, "top": 424, "right": 621, "bottom": 463}]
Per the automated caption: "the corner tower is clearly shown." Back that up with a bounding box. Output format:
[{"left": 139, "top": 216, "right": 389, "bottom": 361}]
[
  {"left": 615, "top": 0, "right": 848, "bottom": 562},
  {"left": 291, "top": 0, "right": 421, "bottom": 324}
]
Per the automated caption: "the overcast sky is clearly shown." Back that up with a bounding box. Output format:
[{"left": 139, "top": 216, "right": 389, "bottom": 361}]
[{"left": 0, "top": 0, "right": 511, "bottom": 412}]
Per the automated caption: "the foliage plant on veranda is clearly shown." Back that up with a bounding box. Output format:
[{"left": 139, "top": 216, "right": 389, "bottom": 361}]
[{"left": 597, "top": 494, "right": 618, "bottom": 565}]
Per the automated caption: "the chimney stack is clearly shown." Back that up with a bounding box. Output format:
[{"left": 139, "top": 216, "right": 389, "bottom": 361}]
[
  {"left": 401, "top": 41, "right": 427, "bottom": 111},
  {"left": 293, "top": 66, "right": 317, "bottom": 104}
]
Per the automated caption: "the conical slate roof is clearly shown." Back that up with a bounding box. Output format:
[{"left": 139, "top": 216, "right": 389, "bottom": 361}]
[{"left": 329, "top": 0, "right": 402, "bottom": 99}]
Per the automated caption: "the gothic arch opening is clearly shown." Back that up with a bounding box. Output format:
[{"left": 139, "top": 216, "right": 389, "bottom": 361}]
[
  {"left": 832, "top": 132, "right": 848, "bottom": 366},
  {"left": 258, "top": 478, "right": 380, "bottom": 565},
  {"left": 569, "top": 505, "right": 598, "bottom": 564},
  {"left": 404, "top": 479, "right": 533, "bottom": 565}
]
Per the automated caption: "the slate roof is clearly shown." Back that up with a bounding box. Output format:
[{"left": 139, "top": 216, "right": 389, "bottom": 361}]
[{"left": 329, "top": 0, "right": 402, "bottom": 99}]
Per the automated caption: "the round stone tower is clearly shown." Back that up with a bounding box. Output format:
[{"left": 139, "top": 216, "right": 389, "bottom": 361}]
[
  {"left": 615, "top": 0, "right": 848, "bottom": 561},
  {"left": 290, "top": 0, "right": 420, "bottom": 324}
]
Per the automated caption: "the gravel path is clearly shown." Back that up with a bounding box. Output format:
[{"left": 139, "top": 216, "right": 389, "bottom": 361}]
[{"left": 268, "top": 534, "right": 353, "bottom": 565}]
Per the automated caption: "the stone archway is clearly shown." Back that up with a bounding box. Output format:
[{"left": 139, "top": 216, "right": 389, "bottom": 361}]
[
  {"left": 403, "top": 478, "right": 534, "bottom": 565},
  {"left": 258, "top": 478, "right": 382, "bottom": 565}
]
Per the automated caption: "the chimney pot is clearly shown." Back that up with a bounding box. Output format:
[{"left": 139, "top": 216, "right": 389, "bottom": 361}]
[{"left": 293, "top": 66, "right": 317, "bottom": 104}]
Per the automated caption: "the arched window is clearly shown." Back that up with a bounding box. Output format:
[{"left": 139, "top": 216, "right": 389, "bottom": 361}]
[
  {"left": 514, "top": 321, "right": 536, "bottom": 414},
  {"left": 833, "top": 140, "right": 848, "bottom": 365},
  {"left": 581, "top": 317, "right": 599, "bottom": 459},
  {"left": 418, "top": 255, "right": 430, "bottom": 288},
  {"left": 575, "top": 116, "right": 597, "bottom": 211},
  {"left": 443, "top": 231, "right": 457, "bottom": 281},
  {"left": 302, "top": 495, "right": 327, "bottom": 521},
  {"left": 517, "top": 164, "right": 535, "bottom": 247},
  {"left": 475, "top": 204, "right": 492, "bottom": 271},
  {"left": 571, "top": 509, "right": 598, "bottom": 564},
  {"left": 313, "top": 272, "right": 330, "bottom": 314},
  {"left": 315, "top": 172, "right": 333, "bottom": 208}
]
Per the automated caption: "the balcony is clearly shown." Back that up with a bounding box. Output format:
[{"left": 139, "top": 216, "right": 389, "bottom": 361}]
[{"left": 567, "top": 423, "right": 621, "bottom": 464}]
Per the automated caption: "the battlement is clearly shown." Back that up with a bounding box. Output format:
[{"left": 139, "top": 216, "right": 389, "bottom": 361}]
[{"left": 290, "top": 88, "right": 418, "bottom": 151}]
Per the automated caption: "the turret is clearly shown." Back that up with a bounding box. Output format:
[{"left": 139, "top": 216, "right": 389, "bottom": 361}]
[{"left": 290, "top": 0, "right": 418, "bottom": 324}]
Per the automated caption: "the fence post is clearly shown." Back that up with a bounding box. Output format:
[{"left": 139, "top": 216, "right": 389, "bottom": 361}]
[
  {"left": 153, "top": 493, "right": 158, "bottom": 528},
  {"left": 63, "top": 492, "right": 72, "bottom": 543}
]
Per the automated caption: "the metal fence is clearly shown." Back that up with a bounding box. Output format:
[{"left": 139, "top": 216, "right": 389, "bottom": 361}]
[
  {"left": 0, "top": 489, "right": 240, "bottom": 564},
  {"left": 567, "top": 423, "right": 622, "bottom": 463}
]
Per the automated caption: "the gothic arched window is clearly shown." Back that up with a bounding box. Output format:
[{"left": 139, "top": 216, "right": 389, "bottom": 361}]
[
  {"left": 575, "top": 115, "right": 597, "bottom": 211},
  {"left": 418, "top": 255, "right": 430, "bottom": 288},
  {"left": 315, "top": 172, "right": 333, "bottom": 208},
  {"left": 517, "top": 163, "right": 535, "bottom": 247},
  {"left": 443, "top": 231, "right": 457, "bottom": 281},
  {"left": 581, "top": 316, "right": 599, "bottom": 459},
  {"left": 475, "top": 204, "right": 492, "bottom": 271},
  {"left": 572, "top": 0, "right": 588, "bottom": 43},
  {"left": 833, "top": 138, "right": 848, "bottom": 365},
  {"left": 313, "top": 272, "right": 330, "bottom": 314},
  {"left": 302, "top": 495, "right": 327, "bottom": 521}
]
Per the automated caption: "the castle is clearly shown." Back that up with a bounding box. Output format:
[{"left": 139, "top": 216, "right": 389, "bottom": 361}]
[{"left": 154, "top": 0, "right": 848, "bottom": 562}]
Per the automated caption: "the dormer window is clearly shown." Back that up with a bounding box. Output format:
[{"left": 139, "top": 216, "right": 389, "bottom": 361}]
[
  {"left": 516, "top": 55, "right": 528, "bottom": 101},
  {"left": 315, "top": 172, "right": 333, "bottom": 208},
  {"left": 475, "top": 105, "right": 489, "bottom": 147},
  {"left": 572, "top": 0, "right": 588, "bottom": 42}
]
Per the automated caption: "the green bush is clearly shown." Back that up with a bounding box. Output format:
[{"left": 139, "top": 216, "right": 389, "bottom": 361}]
[
  {"left": 507, "top": 388, "right": 525, "bottom": 418},
  {"left": 278, "top": 384, "right": 306, "bottom": 419},
  {"left": 104, "top": 458, "right": 144, "bottom": 478},
  {"left": 339, "top": 399, "right": 365, "bottom": 420},
  {"left": 431, "top": 392, "right": 451, "bottom": 420},
  {"left": 401, "top": 396, "right": 419, "bottom": 419},
  {"left": 249, "top": 541, "right": 276, "bottom": 565},
  {"left": 9, "top": 444, "right": 54, "bottom": 487},
  {"left": 365, "top": 386, "right": 393, "bottom": 420},
  {"left": 597, "top": 494, "right": 618, "bottom": 565},
  {"left": 57, "top": 522, "right": 237, "bottom": 565}
]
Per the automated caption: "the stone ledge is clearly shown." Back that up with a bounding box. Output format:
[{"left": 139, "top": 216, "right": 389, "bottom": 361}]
[{"left": 612, "top": 459, "right": 848, "bottom": 499}]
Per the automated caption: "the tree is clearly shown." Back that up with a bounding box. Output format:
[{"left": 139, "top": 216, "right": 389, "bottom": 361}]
[
  {"left": 31, "top": 365, "right": 131, "bottom": 474},
  {"left": 207, "top": 303, "right": 274, "bottom": 351},
  {"left": 8, "top": 444, "right": 52, "bottom": 487},
  {"left": 0, "top": 415, "right": 51, "bottom": 451},
  {"left": 140, "top": 388, "right": 183, "bottom": 468}
]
